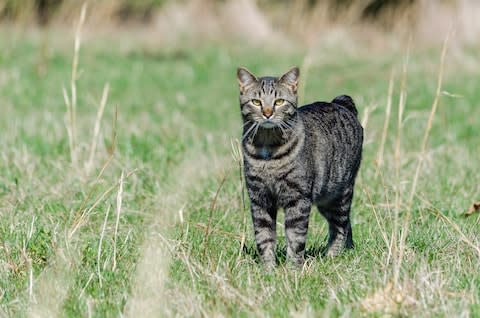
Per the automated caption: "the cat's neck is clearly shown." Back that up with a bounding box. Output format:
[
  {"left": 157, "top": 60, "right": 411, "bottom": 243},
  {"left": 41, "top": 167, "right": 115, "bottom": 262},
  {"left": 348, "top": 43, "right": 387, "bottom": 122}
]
[{"left": 252, "top": 127, "right": 289, "bottom": 147}]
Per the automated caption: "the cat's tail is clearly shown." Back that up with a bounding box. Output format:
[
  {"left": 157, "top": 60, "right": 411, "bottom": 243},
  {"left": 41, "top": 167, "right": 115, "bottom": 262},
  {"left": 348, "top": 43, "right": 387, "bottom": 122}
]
[{"left": 332, "top": 95, "right": 358, "bottom": 117}]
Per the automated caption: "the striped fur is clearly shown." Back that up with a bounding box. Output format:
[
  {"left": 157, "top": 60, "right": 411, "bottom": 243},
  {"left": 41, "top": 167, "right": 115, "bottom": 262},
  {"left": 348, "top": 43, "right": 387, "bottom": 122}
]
[{"left": 237, "top": 67, "right": 363, "bottom": 268}]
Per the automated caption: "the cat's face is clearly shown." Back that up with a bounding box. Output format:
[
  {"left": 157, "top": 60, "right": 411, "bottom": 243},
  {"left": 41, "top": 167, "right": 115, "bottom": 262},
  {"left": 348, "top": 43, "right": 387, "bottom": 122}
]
[{"left": 237, "top": 67, "right": 299, "bottom": 129}]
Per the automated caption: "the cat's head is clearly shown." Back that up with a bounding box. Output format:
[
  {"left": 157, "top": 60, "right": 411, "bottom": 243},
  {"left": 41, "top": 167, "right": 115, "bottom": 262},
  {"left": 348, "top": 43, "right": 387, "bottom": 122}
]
[{"left": 237, "top": 67, "right": 299, "bottom": 129}]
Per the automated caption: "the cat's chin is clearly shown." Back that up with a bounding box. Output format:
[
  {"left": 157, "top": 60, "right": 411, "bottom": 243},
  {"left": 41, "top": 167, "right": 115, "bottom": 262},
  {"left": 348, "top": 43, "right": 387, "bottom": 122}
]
[{"left": 260, "top": 121, "right": 276, "bottom": 129}]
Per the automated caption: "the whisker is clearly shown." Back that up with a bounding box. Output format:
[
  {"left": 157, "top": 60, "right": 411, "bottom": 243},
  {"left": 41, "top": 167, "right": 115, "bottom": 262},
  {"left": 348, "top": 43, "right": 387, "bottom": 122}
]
[
  {"left": 282, "top": 121, "right": 292, "bottom": 130},
  {"left": 243, "top": 120, "right": 253, "bottom": 127},
  {"left": 281, "top": 120, "right": 294, "bottom": 131},
  {"left": 285, "top": 119, "right": 297, "bottom": 129},
  {"left": 283, "top": 121, "right": 292, "bottom": 129},
  {"left": 252, "top": 123, "right": 260, "bottom": 140},
  {"left": 242, "top": 122, "right": 257, "bottom": 142}
]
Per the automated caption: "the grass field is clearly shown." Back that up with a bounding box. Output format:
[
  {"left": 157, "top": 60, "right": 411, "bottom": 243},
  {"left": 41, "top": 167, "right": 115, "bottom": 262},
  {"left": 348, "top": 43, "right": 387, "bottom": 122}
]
[{"left": 0, "top": 28, "right": 479, "bottom": 317}]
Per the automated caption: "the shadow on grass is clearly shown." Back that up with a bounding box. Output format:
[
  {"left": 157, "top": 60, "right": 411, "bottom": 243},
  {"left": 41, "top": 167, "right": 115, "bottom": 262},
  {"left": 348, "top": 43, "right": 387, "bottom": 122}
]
[{"left": 242, "top": 242, "right": 331, "bottom": 264}]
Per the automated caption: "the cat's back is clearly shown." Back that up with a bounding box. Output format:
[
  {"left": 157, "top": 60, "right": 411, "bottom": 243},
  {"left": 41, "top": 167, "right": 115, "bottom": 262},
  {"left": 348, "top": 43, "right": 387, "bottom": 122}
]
[
  {"left": 298, "top": 95, "right": 363, "bottom": 175},
  {"left": 298, "top": 95, "right": 362, "bottom": 138}
]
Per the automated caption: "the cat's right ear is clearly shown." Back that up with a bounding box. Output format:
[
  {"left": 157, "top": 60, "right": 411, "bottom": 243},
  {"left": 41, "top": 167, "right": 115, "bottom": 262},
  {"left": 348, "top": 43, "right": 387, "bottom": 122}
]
[
  {"left": 237, "top": 67, "right": 258, "bottom": 93},
  {"left": 279, "top": 67, "right": 300, "bottom": 93}
]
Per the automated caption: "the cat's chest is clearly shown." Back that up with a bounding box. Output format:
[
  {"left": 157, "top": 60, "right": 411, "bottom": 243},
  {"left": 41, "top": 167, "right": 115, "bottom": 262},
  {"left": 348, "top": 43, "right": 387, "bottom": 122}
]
[
  {"left": 258, "top": 146, "right": 272, "bottom": 160},
  {"left": 250, "top": 141, "right": 297, "bottom": 161},
  {"left": 246, "top": 160, "right": 309, "bottom": 202},
  {"left": 247, "top": 156, "right": 303, "bottom": 184}
]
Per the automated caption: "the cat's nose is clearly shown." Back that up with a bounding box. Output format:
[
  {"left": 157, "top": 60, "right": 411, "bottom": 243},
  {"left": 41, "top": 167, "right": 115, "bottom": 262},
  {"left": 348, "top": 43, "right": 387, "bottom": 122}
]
[{"left": 263, "top": 107, "right": 273, "bottom": 118}]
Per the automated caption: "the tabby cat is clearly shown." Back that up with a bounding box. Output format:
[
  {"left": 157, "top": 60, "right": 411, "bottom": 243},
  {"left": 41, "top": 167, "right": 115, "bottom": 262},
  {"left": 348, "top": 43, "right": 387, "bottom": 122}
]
[{"left": 237, "top": 67, "right": 363, "bottom": 268}]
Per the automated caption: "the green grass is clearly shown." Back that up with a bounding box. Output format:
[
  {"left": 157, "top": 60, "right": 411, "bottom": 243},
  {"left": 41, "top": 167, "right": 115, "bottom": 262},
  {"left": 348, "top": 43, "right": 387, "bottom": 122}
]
[{"left": 0, "top": 30, "right": 479, "bottom": 317}]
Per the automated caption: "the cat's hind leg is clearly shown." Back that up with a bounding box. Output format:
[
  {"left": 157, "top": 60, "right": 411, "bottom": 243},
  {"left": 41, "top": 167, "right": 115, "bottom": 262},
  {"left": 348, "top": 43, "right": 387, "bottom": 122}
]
[{"left": 318, "top": 187, "right": 354, "bottom": 257}]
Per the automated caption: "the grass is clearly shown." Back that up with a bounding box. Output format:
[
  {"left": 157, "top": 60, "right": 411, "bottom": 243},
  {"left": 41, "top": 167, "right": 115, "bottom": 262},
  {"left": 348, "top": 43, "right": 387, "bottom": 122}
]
[{"left": 0, "top": 27, "right": 479, "bottom": 317}]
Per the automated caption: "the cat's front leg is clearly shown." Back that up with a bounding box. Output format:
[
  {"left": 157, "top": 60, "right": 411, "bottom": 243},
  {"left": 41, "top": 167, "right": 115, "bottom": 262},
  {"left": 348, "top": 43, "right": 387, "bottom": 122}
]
[
  {"left": 251, "top": 201, "right": 277, "bottom": 268},
  {"left": 284, "top": 198, "right": 312, "bottom": 267}
]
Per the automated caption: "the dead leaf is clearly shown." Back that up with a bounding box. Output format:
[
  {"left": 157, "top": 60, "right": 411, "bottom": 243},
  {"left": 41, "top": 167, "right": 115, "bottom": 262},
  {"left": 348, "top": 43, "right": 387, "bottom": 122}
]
[{"left": 464, "top": 201, "right": 480, "bottom": 217}]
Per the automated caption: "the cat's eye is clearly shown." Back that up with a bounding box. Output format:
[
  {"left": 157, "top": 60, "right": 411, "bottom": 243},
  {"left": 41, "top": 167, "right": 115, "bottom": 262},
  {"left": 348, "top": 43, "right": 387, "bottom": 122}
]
[
  {"left": 251, "top": 99, "right": 262, "bottom": 106},
  {"left": 274, "top": 99, "right": 285, "bottom": 106}
]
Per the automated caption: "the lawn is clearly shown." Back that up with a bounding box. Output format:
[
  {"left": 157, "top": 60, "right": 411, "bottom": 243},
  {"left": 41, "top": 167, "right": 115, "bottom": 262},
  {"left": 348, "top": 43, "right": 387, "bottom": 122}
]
[{"left": 0, "top": 29, "right": 479, "bottom": 317}]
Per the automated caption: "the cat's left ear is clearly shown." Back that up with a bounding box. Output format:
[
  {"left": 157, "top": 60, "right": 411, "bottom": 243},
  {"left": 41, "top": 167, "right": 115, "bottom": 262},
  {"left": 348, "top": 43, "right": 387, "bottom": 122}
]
[{"left": 279, "top": 67, "right": 300, "bottom": 93}]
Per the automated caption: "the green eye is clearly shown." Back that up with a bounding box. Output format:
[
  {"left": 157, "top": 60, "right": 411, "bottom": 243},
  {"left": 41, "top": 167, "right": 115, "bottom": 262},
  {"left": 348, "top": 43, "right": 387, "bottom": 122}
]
[
  {"left": 274, "top": 99, "right": 285, "bottom": 106},
  {"left": 251, "top": 99, "right": 262, "bottom": 106}
]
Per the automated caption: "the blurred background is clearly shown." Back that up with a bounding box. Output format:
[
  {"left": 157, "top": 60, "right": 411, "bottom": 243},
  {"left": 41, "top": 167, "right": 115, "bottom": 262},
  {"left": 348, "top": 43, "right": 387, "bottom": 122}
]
[{"left": 1, "top": 0, "right": 479, "bottom": 48}]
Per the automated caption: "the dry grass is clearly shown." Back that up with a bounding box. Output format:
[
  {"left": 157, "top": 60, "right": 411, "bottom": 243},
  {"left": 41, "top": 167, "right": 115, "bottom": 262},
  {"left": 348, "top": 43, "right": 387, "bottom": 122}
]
[{"left": 125, "top": 151, "right": 231, "bottom": 317}]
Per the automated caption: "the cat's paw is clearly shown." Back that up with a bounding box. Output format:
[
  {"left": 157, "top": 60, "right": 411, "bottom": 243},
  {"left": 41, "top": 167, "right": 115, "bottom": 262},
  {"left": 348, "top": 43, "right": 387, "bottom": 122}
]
[
  {"left": 325, "top": 237, "right": 350, "bottom": 257},
  {"left": 325, "top": 246, "right": 343, "bottom": 257}
]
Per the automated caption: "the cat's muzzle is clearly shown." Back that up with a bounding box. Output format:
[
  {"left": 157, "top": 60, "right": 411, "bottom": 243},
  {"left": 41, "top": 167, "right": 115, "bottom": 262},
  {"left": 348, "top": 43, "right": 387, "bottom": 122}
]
[{"left": 261, "top": 119, "right": 276, "bottom": 129}]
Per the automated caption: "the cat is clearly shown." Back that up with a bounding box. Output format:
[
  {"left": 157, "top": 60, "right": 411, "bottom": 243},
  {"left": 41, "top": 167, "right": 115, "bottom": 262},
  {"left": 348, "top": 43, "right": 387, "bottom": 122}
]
[{"left": 237, "top": 66, "right": 363, "bottom": 268}]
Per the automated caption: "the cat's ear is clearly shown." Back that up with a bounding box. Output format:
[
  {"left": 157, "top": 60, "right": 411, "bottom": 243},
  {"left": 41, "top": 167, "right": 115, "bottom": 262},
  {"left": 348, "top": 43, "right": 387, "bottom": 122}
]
[
  {"left": 279, "top": 67, "right": 300, "bottom": 92},
  {"left": 237, "top": 67, "right": 258, "bottom": 93}
]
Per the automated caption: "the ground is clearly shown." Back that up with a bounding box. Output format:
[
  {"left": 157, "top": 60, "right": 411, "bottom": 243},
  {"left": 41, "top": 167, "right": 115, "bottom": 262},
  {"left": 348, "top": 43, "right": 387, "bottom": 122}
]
[{"left": 0, "top": 29, "right": 479, "bottom": 317}]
